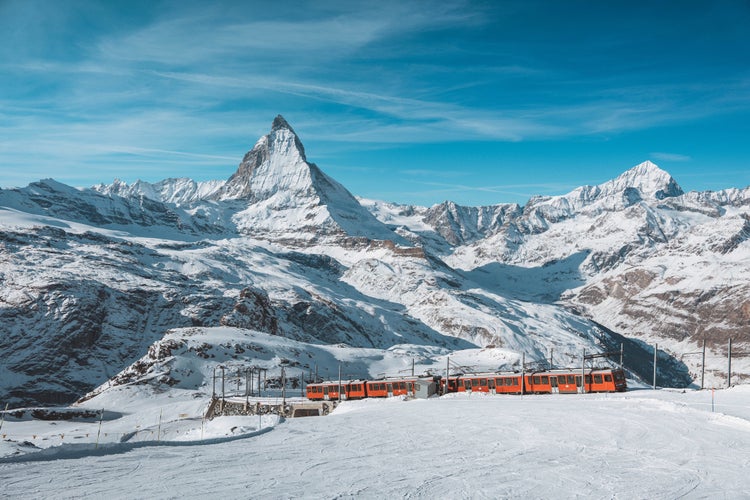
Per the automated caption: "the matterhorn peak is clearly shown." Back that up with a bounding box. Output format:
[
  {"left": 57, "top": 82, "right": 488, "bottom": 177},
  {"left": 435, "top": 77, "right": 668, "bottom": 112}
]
[
  {"left": 271, "top": 114, "right": 293, "bottom": 132},
  {"left": 210, "top": 116, "right": 403, "bottom": 243},
  {"left": 214, "top": 116, "right": 310, "bottom": 201}
]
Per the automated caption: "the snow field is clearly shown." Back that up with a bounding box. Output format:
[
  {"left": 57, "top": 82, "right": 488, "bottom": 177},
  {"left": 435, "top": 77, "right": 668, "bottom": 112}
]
[{"left": 2, "top": 387, "right": 749, "bottom": 498}]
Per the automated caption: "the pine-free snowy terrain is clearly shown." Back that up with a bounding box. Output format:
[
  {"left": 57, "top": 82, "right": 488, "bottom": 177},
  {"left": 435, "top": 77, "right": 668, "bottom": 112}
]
[{"left": 1, "top": 385, "right": 749, "bottom": 499}]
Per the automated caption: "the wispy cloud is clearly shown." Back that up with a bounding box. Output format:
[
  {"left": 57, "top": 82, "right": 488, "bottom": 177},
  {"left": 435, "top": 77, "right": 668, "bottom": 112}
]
[{"left": 650, "top": 152, "right": 692, "bottom": 162}]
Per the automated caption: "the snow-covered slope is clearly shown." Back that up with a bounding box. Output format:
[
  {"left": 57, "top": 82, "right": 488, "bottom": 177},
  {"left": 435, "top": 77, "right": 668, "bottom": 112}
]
[{"left": 2, "top": 380, "right": 750, "bottom": 498}]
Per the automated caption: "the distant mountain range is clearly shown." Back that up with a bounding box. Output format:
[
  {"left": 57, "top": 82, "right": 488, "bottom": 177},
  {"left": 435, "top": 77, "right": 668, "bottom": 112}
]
[{"left": 1, "top": 115, "right": 747, "bottom": 406}]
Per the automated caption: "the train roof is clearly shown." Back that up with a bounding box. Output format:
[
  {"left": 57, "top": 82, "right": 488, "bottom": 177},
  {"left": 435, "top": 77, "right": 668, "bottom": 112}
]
[
  {"left": 307, "top": 379, "right": 368, "bottom": 385},
  {"left": 447, "top": 367, "right": 622, "bottom": 378}
]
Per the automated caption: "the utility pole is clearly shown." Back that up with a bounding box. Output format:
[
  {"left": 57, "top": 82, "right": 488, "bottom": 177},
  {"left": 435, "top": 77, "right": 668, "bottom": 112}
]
[
  {"left": 581, "top": 349, "right": 586, "bottom": 394},
  {"left": 412, "top": 358, "right": 415, "bottom": 377},
  {"left": 652, "top": 343, "right": 657, "bottom": 390},
  {"left": 445, "top": 356, "right": 450, "bottom": 395},
  {"left": 245, "top": 368, "right": 250, "bottom": 408},
  {"left": 620, "top": 343, "right": 624, "bottom": 368},
  {"left": 728, "top": 338, "right": 733, "bottom": 388},
  {"left": 221, "top": 366, "right": 226, "bottom": 411},
  {"left": 521, "top": 353, "right": 525, "bottom": 395},
  {"left": 549, "top": 348, "right": 553, "bottom": 370},
  {"left": 338, "top": 364, "right": 342, "bottom": 402},
  {"left": 282, "top": 366, "right": 287, "bottom": 406},
  {"left": 701, "top": 339, "right": 706, "bottom": 390},
  {"left": 212, "top": 366, "right": 216, "bottom": 399}
]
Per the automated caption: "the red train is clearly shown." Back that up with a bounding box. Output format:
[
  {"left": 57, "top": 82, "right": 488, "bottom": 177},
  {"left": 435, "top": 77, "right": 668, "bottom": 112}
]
[
  {"left": 306, "top": 368, "right": 627, "bottom": 401},
  {"left": 306, "top": 377, "right": 419, "bottom": 401}
]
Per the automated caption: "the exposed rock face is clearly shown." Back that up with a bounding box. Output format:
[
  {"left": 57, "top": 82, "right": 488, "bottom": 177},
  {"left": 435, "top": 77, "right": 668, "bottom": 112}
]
[
  {"left": 221, "top": 286, "right": 280, "bottom": 334},
  {"left": 0, "top": 228, "right": 234, "bottom": 406}
]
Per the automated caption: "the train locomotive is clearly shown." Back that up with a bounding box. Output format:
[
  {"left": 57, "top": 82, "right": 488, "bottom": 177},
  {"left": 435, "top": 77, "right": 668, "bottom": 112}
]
[{"left": 306, "top": 367, "right": 627, "bottom": 401}]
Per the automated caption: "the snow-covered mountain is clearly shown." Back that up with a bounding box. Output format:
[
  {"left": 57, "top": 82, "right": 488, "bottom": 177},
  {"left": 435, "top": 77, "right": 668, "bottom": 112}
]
[
  {"left": 364, "top": 161, "right": 750, "bottom": 385},
  {"left": 93, "top": 177, "right": 225, "bottom": 206},
  {"left": 1, "top": 116, "right": 745, "bottom": 407}
]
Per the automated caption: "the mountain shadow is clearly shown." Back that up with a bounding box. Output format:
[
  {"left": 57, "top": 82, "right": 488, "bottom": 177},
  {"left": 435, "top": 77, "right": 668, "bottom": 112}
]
[
  {"left": 460, "top": 251, "right": 590, "bottom": 303},
  {"left": 594, "top": 321, "right": 693, "bottom": 388}
]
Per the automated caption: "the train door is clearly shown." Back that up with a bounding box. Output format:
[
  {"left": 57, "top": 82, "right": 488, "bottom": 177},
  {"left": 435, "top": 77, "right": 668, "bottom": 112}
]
[
  {"left": 550, "top": 376, "right": 559, "bottom": 394},
  {"left": 323, "top": 385, "right": 329, "bottom": 401},
  {"left": 387, "top": 383, "right": 393, "bottom": 397}
]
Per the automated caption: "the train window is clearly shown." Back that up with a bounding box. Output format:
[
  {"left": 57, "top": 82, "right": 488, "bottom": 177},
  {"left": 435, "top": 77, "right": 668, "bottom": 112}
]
[
  {"left": 532, "top": 376, "right": 541, "bottom": 385},
  {"left": 567, "top": 375, "right": 576, "bottom": 384},
  {"left": 541, "top": 376, "right": 549, "bottom": 384},
  {"left": 604, "top": 375, "right": 612, "bottom": 382},
  {"left": 480, "top": 378, "right": 487, "bottom": 386},
  {"left": 488, "top": 379, "right": 495, "bottom": 388},
  {"left": 575, "top": 376, "right": 582, "bottom": 387},
  {"left": 464, "top": 380, "right": 471, "bottom": 389},
  {"left": 594, "top": 375, "right": 603, "bottom": 384},
  {"left": 400, "top": 382, "right": 406, "bottom": 390},
  {"left": 471, "top": 379, "right": 479, "bottom": 387}
]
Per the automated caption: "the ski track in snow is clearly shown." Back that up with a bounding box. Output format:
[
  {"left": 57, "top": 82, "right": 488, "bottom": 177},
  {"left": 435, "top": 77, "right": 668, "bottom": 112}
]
[{"left": 2, "top": 388, "right": 750, "bottom": 499}]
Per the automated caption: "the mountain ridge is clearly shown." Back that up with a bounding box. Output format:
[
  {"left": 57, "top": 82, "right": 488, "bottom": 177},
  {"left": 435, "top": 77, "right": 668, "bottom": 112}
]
[{"left": 1, "top": 116, "right": 747, "bottom": 407}]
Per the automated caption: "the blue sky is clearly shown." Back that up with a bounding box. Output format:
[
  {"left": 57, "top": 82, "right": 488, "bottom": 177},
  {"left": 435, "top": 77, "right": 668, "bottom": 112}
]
[{"left": 1, "top": 0, "right": 749, "bottom": 206}]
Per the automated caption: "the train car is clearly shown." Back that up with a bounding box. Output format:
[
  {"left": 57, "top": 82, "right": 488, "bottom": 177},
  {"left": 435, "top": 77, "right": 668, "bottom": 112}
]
[
  {"left": 493, "top": 374, "right": 523, "bottom": 394},
  {"left": 588, "top": 368, "right": 627, "bottom": 392},
  {"left": 365, "top": 377, "right": 417, "bottom": 398},
  {"left": 306, "top": 380, "right": 368, "bottom": 401},
  {"left": 443, "top": 374, "right": 495, "bottom": 393},
  {"left": 524, "top": 373, "right": 554, "bottom": 394},
  {"left": 529, "top": 368, "right": 628, "bottom": 394},
  {"left": 440, "top": 368, "right": 627, "bottom": 396}
]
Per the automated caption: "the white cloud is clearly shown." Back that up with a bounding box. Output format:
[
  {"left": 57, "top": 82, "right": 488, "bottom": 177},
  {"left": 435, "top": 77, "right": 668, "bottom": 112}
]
[{"left": 650, "top": 152, "right": 692, "bottom": 162}]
